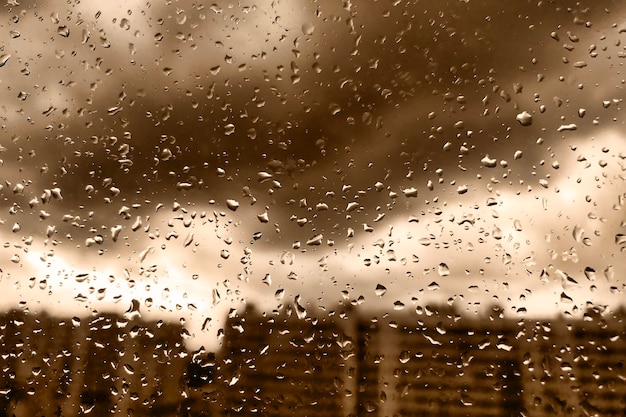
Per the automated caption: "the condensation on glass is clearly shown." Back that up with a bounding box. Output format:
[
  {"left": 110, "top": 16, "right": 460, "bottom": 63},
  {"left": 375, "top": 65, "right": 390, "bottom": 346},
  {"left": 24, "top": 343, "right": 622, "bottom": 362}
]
[{"left": 0, "top": 1, "right": 624, "bottom": 416}]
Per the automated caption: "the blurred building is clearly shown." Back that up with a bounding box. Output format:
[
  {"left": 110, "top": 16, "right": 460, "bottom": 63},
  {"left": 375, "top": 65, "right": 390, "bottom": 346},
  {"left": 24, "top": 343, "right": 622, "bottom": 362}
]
[
  {"left": 352, "top": 305, "right": 524, "bottom": 417},
  {"left": 519, "top": 306, "right": 626, "bottom": 416},
  {"left": 1, "top": 305, "right": 625, "bottom": 416},
  {"left": 0, "top": 309, "right": 188, "bottom": 417},
  {"left": 217, "top": 304, "right": 349, "bottom": 416}
]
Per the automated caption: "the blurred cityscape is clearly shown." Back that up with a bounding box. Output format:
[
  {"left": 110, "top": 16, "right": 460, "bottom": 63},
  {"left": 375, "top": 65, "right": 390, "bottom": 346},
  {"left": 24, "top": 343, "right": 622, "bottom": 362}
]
[{"left": 1, "top": 304, "right": 625, "bottom": 416}]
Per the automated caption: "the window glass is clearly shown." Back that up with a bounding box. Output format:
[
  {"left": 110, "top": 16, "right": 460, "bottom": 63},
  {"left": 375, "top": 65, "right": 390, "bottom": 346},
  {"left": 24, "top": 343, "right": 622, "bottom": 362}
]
[{"left": 1, "top": 1, "right": 624, "bottom": 416}]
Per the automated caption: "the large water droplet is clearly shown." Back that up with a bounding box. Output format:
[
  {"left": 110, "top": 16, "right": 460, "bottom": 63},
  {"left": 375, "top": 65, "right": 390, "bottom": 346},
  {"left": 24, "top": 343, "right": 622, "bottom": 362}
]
[
  {"left": 226, "top": 199, "right": 240, "bottom": 211},
  {"left": 516, "top": 111, "right": 532, "bottom": 126}
]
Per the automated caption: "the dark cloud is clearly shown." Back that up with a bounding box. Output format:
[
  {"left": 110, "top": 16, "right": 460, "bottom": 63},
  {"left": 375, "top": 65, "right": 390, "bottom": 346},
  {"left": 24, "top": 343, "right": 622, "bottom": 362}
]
[{"left": 0, "top": 1, "right": 624, "bottom": 347}]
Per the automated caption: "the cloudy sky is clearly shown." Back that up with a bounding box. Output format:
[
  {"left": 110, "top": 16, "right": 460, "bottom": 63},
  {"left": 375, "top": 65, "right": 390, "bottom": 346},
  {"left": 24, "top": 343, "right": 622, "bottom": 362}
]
[{"left": 1, "top": 0, "right": 624, "bottom": 350}]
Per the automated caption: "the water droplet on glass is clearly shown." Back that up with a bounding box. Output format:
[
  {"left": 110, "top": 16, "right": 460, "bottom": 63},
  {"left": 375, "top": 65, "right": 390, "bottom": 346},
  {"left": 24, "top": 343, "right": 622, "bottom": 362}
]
[
  {"left": 572, "top": 225, "right": 584, "bottom": 243},
  {"left": 557, "top": 123, "right": 577, "bottom": 132},
  {"left": 306, "top": 234, "right": 323, "bottom": 246},
  {"left": 224, "top": 124, "right": 235, "bottom": 135},
  {"left": 0, "top": 54, "right": 11, "bottom": 68},
  {"left": 438, "top": 263, "right": 450, "bottom": 276},
  {"left": 75, "top": 273, "right": 89, "bottom": 283},
  {"left": 516, "top": 111, "right": 532, "bottom": 126},
  {"left": 481, "top": 155, "right": 497, "bottom": 168},
  {"left": 226, "top": 199, "right": 239, "bottom": 211},
  {"left": 301, "top": 22, "right": 315, "bottom": 35},
  {"left": 584, "top": 267, "right": 597, "bottom": 281},
  {"left": 375, "top": 284, "right": 387, "bottom": 297},
  {"left": 257, "top": 211, "right": 269, "bottom": 223},
  {"left": 123, "top": 299, "right": 141, "bottom": 320},
  {"left": 57, "top": 26, "right": 70, "bottom": 37}
]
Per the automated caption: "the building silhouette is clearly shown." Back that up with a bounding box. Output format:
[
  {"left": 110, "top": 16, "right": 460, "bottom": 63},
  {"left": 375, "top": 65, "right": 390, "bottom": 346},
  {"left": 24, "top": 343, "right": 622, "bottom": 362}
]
[
  {"left": 0, "top": 309, "right": 188, "bottom": 417},
  {"left": 352, "top": 305, "right": 524, "bottom": 416},
  {"left": 1, "top": 304, "right": 625, "bottom": 416},
  {"left": 216, "top": 304, "right": 348, "bottom": 416}
]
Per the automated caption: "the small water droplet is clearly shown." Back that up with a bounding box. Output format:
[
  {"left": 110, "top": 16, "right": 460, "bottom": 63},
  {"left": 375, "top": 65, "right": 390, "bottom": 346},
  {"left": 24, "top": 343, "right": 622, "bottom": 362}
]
[
  {"left": 306, "top": 234, "right": 323, "bottom": 246},
  {"left": 124, "top": 299, "right": 141, "bottom": 320},
  {"left": 375, "top": 284, "right": 387, "bottom": 297},
  {"left": 584, "top": 267, "right": 596, "bottom": 281},
  {"left": 57, "top": 26, "right": 70, "bottom": 37},
  {"left": 75, "top": 273, "right": 89, "bottom": 283},
  {"left": 0, "top": 54, "right": 11, "bottom": 68},
  {"left": 224, "top": 124, "right": 235, "bottom": 135},
  {"left": 557, "top": 123, "right": 577, "bottom": 132},
  {"left": 301, "top": 22, "right": 315, "bottom": 35}
]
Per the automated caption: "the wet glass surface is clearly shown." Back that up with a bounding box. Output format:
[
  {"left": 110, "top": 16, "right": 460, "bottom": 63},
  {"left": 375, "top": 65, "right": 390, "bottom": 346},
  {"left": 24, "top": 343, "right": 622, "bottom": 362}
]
[{"left": 1, "top": 1, "right": 625, "bottom": 415}]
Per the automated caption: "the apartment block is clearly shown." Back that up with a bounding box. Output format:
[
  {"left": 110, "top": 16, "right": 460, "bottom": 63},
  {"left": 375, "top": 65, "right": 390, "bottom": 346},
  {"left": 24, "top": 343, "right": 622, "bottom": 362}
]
[
  {"left": 1, "top": 305, "right": 625, "bottom": 416},
  {"left": 0, "top": 309, "right": 188, "bottom": 417}
]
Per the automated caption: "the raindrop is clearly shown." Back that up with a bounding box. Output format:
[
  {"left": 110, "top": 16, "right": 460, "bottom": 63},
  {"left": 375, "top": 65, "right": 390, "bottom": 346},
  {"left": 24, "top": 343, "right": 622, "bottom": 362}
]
[
  {"left": 375, "top": 284, "right": 387, "bottom": 297},
  {"left": 557, "top": 123, "right": 577, "bottom": 132},
  {"left": 120, "top": 18, "right": 131, "bottom": 30},
  {"left": 0, "top": 54, "right": 11, "bottom": 68},
  {"left": 257, "top": 211, "right": 269, "bottom": 223},
  {"left": 226, "top": 199, "right": 240, "bottom": 211},
  {"left": 481, "top": 155, "right": 497, "bottom": 168},
  {"left": 301, "top": 22, "right": 315, "bottom": 35},
  {"left": 393, "top": 301, "right": 405, "bottom": 310},
  {"left": 262, "top": 274, "right": 272, "bottom": 286},
  {"left": 584, "top": 267, "right": 596, "bottom": 281},
  {"left": 124, "top": 299, "right": 141, "bottom": 320},
  {"left": 516, "top": 111, "right": 532, "bottom": 126},
  {"left": 75, "top": 273, "right": 89, "bottom": 283},
  {"left": 111, "top": 225, "right": 122, "bottom": 242},
  {"left": 306, "top": 234, "right": 323, "bottom": 246},
  {"left": 572, "top": 225, "right": 584, "bottom": 243},
  {"left": 224, "top": 124, "right": 235, "bottom": 135},
  {"left": 437, "top": 263, "right": 450, "bottom": 276},
  {"left": 294, "top": 295, "right": 307, "bottom": 319},
  {"left": 57, "top": 26, "right": 70, "bottom": 37}
]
